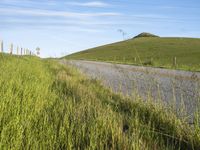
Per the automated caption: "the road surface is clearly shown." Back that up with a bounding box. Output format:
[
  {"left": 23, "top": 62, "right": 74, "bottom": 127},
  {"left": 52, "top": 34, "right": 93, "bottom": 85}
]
[{"left": 61, "top": 60, "right": 200, "bottom": 122}]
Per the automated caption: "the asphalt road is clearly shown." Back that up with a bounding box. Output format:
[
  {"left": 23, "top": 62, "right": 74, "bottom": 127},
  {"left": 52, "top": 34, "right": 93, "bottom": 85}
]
[{"left": 61, "top": 60, "right": 200, "bottom": 122}]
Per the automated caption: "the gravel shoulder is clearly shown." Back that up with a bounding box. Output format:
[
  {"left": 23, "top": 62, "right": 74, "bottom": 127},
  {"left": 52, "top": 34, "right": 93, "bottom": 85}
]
[{"left": 61, "top": 60, "right": 200, "bottom": 122}]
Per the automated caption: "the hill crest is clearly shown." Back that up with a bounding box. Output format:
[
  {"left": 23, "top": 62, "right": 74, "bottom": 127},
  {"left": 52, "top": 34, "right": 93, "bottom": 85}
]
[{"left": 133, "top": 32, "right": 159, "bottom": 38}]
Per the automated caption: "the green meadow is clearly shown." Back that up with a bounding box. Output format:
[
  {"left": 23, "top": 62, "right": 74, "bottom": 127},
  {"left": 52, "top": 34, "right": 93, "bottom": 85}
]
[
  {"left": 66, "top": 37, "right": 200, "bottom": 71},
  {"left": 0, "top": 54, "right": 200, "bottom": 149}
]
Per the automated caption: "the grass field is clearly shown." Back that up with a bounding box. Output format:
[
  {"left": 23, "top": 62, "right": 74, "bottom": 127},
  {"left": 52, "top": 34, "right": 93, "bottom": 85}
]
[
  {"left": 66, "top": 37, "right": 200, "bottom": 71},
  {"left": 0, "top": 54, "right": 200, "bottom": 149}
]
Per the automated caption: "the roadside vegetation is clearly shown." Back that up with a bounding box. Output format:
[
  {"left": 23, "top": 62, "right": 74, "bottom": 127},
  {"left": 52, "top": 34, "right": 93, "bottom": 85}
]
[
  {"left": 66, "top": 37, "right": 200, "bottom": 72},
  {"left": 0, "top": 54, "right": 200, "bottom": 149}
]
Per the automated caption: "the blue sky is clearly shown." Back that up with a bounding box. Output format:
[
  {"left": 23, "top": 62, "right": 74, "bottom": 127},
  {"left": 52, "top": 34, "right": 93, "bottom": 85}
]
[{"left": 0, "top": 0, "right": 200, "bottom": 57}]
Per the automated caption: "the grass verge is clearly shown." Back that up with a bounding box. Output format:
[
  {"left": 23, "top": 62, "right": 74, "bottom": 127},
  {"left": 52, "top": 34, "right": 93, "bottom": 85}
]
[{"left": 0, "top": 54, "right": 200, "bottom": 149}]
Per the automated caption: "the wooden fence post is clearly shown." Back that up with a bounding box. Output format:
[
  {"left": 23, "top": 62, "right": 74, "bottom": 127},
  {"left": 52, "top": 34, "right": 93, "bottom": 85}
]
[
  {"left": 173, "top": 57, "right": 177, "bottom": 67},
  {"left": 123, "top": 57, "right": 125, "bottom": 62},
  {"left": 150, "top": 57, "right": 153, "bottom": 64},
  {"left": 134, "top": 57, "right": 137, "bottom": 63},
  {"left": 0, "top": 40, "right": 3, "bottom": 53},
  {"left": 16, "top": 46, "right": 19, "bottom": 55},
  {"left": 10, "top": 43, "right": 13, "bottom": 55},
  {"left": 21, "top": 48, "right": 23, "bottom": 55}
]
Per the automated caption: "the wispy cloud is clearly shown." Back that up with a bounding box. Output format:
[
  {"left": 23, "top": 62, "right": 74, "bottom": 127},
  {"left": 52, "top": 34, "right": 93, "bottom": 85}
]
[
  {"left": 0, "top": 7, "right": 121, "bottom": 18},
  {"left": 1, "top": 17, "right": 146, "bottom": 27},
  {"left": 131, "top": 14, "right": 170, "bottom": 20},
  {"left": 1, "top": 0, "right": 58, "bottom": 7},
  {"left": 160, "top": 5, "right": 200, "bottom": 10},
  {"left": 67, "top": 1, "right": 110, "bottom": 7}
]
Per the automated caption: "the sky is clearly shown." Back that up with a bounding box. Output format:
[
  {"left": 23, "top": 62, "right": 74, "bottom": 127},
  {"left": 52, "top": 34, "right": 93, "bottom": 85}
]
[{"left": 0, "top": 0, "right": 200, "bottom": 58}]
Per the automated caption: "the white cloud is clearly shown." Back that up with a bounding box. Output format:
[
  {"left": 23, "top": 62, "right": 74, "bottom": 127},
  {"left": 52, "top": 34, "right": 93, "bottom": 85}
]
[
  {"left": 0, "top": 7, "right": 121, "bottom": 18},
  {"left": 67, "top": 1, "right": 110, "bottom": 7},
  {"left": 130, "top": 14, "right": 170, "bottom": 20},
  {"left": 2, "top": 17, "right": 146, "bottom": 27}
]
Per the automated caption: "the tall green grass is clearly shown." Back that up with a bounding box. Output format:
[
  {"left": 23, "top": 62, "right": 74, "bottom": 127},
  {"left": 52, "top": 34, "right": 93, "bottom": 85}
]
[{"left": 0, "top": 54, "right": 200, "bottom": 149}]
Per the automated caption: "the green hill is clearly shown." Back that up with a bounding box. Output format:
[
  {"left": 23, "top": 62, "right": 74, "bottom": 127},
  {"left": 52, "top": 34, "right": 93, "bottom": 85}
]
[{"left": 66, "top": 36, "right": 200, "bottom": 71}]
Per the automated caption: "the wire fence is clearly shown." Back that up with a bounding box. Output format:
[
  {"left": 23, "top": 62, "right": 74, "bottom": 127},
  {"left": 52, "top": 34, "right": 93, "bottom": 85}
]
[{"left": 0, "top": 40, "right": 40, "bottom": 56}]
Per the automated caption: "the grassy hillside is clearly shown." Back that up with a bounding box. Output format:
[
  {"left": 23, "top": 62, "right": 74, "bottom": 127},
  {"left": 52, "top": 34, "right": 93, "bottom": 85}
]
[
  {"left": 0, "top": 54, "right": 200, "bottom": 149},
  {"left": 66, "top": 37, "right": 200, "bottom": 71}
]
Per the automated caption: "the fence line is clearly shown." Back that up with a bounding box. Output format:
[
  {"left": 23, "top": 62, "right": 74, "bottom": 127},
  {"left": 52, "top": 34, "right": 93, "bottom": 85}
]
[
  {"left": 0, "top": 40, "right": 40, "bottom": 56},
  {"left": 0, "top": 40, "right": 3, "bottom": 53}
]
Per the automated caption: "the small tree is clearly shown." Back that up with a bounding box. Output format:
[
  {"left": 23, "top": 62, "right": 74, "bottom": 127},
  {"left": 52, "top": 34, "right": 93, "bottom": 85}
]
[
  {"left": 36, "top": 47, "right": 40, "bottom": 56},
  {"left": 118, "top": 29, "right": 127, "bottom": 40}
]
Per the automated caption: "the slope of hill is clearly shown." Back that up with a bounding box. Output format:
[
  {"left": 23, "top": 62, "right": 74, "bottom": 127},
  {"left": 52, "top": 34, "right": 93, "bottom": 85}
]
[
  {"left": 66, "top": 37, "right": 200, "bottom": 71},
  {"left": 1, "top": 53, "right": 200, "bottom": 149}
]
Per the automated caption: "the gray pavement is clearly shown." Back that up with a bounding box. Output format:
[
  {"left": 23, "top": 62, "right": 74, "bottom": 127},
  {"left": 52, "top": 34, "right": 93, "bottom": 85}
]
[{"left": 61, "top": 60, "right": 200, "bottom": 122}]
